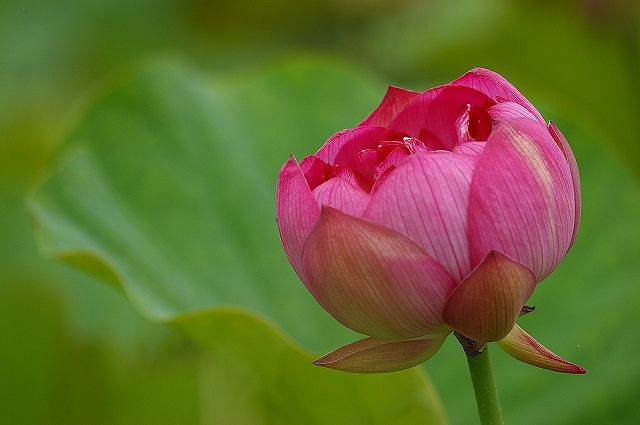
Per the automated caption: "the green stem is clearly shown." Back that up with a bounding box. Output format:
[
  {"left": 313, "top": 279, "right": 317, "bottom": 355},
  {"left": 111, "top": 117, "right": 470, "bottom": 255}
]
[{"left": 465, "top": 345, "right": 504, "bottom": 425}]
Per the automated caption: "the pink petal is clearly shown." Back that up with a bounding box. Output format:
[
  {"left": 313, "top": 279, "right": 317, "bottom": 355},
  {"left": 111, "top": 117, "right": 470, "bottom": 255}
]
[
  {"left": 299, "top": 155, "right": 329, "bottom": 191},
  {"left": 456, "top": 103, "right": 492, "bottom": 144},
  {"left": 443, "top": 251, "right": 536, "bottom": 343},
  {"left": 301, "top": 207, "right": 456, "bottom": 339},
  {"left": 312, "top": 177, "right": 370, "bottom": 217},
  {"left": 358, "top": 86, "right": 420, "bottom": 128},
  {"left": 276, "top": 156, "right": 321, "bottom": 281},
  {"left": 497, "top": 324, "right": 586, "bottom": 374},
  {"left": 365, "top": 151, "right": 478, "bottom": 281},
  {"left": 333, "top": 166, "right": 361, "bottom": 188},
  {"left": 314, "top": 334, "right": 447, "bottom": 373},
  {"left": 451, "top": 68, "right": 545, "bottom": 124},
  {"left": 467, "top": 118, "right": 575, "bottom": 281},
  {"left": 418, "top": 128, "right": 445, "bottom": 150},
  {"left": 347, "top": 149, "right": 378, "bottom": 192},
  {"left": 549, "top": 122, "right": 581, "bottom": 249},
  {"left": 315, "top": 127, "right": 387, "bottom": 165},
  {"left": 368, "top": 164, "right": 396, "bottom": 195},
  {"left": 452, "top": 141, "right": 486, "bottom": 157},
  {"left": 488, "top": 101, "right": 540, "bottom": 122},
  {"left": 374, "top": 147, "right": 408, "bottom": 178},
  {"left": 388, "top": 85, "right": 494, "bottom": 151}
]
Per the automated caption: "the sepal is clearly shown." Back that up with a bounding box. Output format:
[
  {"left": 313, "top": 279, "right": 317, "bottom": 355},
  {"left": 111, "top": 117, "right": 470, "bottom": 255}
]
[
  {"left": 497, "top": 324, "right": 586, "bottom": 374},
  {"left": 443, "top": 251, "right": 536, "bottom": 343},
  {"left": 314, "top": 334, "right": 447, "bottom": 373}
]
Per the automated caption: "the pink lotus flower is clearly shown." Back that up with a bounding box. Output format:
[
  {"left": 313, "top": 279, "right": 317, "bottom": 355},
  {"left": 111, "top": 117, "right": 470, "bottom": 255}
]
[{"left": 276, "top": 68, "right": 584, "bottom": 374}]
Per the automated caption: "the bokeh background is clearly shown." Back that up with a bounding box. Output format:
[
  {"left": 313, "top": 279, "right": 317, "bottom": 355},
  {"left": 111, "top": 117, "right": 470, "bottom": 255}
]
[{"left": 2, "top": 0, "right": 639, "bottom": 424}]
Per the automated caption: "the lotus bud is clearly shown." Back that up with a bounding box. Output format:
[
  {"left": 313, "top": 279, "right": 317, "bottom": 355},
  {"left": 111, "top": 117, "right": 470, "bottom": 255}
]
[{"left": 276, "top": 68, "right": 584, "bottom": 374}]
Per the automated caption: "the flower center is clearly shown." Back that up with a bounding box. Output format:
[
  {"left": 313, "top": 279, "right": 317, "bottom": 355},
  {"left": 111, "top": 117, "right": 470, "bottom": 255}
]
[
  {"left": 304, "top": 102, "right": 494, "bottom": 194},
  {"left": 311, "top": 137, "right": 429, "bottom": 194}
]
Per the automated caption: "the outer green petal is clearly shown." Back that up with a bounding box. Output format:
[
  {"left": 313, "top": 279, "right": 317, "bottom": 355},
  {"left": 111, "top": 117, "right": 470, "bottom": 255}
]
[
  {"left": 497, "top": 324, "right": 586, "bottom": 374},
  {"left": 498, "top": 325, "right": 587, "bottom": 374},
  {"left": 302, "top": 207, "right": 455, "bottom": 340},
  {"left": 443, "top": 251, "right": 536, "bottom": 343},
  {"left": 314, "top": 335, "right": 447, "bottom": 373}
]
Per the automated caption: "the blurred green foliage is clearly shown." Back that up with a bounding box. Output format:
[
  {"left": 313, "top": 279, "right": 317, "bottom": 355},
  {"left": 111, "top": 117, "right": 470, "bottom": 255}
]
[
  {"left": 2, "top": 0, "right": 640, "bottom": 424},
  {"left": 28, "top": 58, "right": 446, "bottom": 424},
  {"left": 30, "top": 60, "right": 377, "bottom": 350},
  {"left": 178, "top": 310, "right": 445, "bottom": 425}
]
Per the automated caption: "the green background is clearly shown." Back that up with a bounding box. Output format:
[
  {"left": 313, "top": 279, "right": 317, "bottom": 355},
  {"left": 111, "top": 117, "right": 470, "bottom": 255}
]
[{"left": 2, "top": 0, "right": 639, "bottom": 423}]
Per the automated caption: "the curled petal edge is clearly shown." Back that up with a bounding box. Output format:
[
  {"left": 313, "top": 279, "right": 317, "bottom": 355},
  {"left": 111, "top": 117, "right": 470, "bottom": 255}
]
[
  {"left": 313, "top": 334, "right": 447, "bottom": 373},
  {"left": 497, "top": 324, "right": 586, "bottom": 374}
]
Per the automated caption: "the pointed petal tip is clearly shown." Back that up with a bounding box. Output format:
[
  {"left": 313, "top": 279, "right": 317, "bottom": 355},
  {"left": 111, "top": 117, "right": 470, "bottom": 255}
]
[
  {"left": 317, "top": 204, "right": 344, "bottom": 222},
  {"left": 553, "top": 360, "right": 587, "bottom": 375},
  {"left": 358, "top": 86, "right": 419, "bottom": 128},
  {"left": 285, "top": 153, "right": 297, "bottom": 164},
  {"left": 387, "top": 85, "right": 406, "bottom": 92},
  {"left": 279, "top": 154, "right": 303, "bottom": 179},
  {"left": 312, "top": 358, "right": 326, "bottom": 367},
  {"left": 498, "top": 324, "right": 587, "bottom": 374},
  {"left": 320, "top": 204, "right": 338, "bottom": 214},
  {"left": 482, "top": 250, "right": 501, "bottom": 265},
  {"left": 487, "top": 250, "right": 537, "bottom": 280},
  {"left": 574, "top": 365, "right": 587, "bottom": 374}
]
